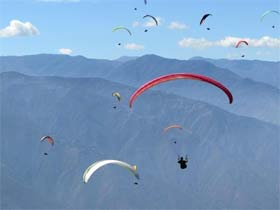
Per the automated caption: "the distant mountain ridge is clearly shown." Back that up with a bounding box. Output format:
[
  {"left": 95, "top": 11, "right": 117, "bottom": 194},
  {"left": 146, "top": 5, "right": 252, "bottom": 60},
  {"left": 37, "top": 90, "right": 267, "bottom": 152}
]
[
  {"left": 0, "top": 54, "right": 279, "bottom": 125},
  {"left": 115, "top": 56, "right": 138, "bottom": 62},
  {"left": 190, "top": 56, "right": 280, "bottom": 88}
]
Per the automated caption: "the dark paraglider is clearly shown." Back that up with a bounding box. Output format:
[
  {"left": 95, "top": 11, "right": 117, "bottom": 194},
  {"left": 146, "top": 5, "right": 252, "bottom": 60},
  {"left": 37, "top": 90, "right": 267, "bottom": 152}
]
[
  {"left": 200, "top": 14, "right": 212, "bottom": 25},
  {"left": 143, "top": 15, "right": 158, "bottom": 26}
]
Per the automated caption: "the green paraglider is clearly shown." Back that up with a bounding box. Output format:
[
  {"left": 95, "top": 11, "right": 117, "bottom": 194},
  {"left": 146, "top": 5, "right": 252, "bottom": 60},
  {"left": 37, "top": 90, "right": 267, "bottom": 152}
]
[{"left": 112, "top": 26, "right": 132, "bottom": 36}]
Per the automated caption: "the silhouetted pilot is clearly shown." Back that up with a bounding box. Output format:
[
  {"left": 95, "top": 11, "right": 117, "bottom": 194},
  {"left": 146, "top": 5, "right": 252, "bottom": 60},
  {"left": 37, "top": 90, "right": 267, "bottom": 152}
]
[{"left": 177, "top": 156, "right": 188, "bottom": 169}]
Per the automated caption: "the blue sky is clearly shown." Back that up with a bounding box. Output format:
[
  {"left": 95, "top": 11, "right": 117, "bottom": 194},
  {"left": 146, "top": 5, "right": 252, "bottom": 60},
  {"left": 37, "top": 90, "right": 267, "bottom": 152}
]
[{"left": 0, "top": 0, "right": 279, "bottom": 60}]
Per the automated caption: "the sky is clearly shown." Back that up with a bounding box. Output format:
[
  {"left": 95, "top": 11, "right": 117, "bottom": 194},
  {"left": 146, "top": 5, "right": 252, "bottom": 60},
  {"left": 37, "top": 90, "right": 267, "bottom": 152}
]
[{"left": 0, "top": 0, "right": 279, "bottom": 61}]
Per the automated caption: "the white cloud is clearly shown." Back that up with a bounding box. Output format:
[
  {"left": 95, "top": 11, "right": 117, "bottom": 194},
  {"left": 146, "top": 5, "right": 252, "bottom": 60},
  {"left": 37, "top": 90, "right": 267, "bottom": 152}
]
[
  {"left": 59, "top": 48, "right": 73, "bottom": 55},
  {"left": 124, "top": 43, "right": 144, "bottom": 50},
  {"left": 168, "top": 21, "right": 187, "bottom": 30},
  {"left": 178, "top": 38, "right": 213, "bottom": 48},
  {"left": 178, "top": 36, "right": 280, "bottom": 49},
  {"left": 132, "top": 21, "right": 140, "bottom": 27},
  {"left": 0, "top": 20, "right": 39, "bottom": 38},
  {"left": 144, "top": 16, "right": 162, "bottom": 27},
  {"left": 37, "top": 0, "right": 80, "bottom": 2}
]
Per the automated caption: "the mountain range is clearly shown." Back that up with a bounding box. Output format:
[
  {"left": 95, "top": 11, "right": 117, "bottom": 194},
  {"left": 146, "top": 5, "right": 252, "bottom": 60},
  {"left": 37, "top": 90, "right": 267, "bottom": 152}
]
[{"left": 1, "top": 70, "right": 279, "bottom": 209}]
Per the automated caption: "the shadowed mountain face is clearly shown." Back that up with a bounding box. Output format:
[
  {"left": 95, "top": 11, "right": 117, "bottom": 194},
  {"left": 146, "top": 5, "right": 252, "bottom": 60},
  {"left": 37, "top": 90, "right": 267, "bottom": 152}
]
[
  {"left": 1, "top": 72, "right": 279, "bottom": 209},
  {"left": 1, "top": 54, "right": 279, "bottom": 125}
]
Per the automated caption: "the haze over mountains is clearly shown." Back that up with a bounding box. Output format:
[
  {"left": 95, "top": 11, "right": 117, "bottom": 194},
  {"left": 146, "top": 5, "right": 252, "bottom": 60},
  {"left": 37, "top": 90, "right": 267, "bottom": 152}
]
[
  {"left": 0, "top": 55, "right": 279, "bottom": 209},
  {"left": 1, "top": 54, "right": 279, "bottom": 125}
]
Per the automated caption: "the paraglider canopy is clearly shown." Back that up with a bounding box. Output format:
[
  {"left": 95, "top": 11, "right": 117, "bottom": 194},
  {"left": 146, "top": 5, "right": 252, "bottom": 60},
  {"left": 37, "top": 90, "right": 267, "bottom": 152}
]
[
  {"left": 83, "top": 160, "right": 139, "bottom": 184},
  {"left": 112, "top": 92, "right": 121, "bottom": 102},
  {"left": 163, "top": 125, "right": 183, "bottom": 133},
  {"left": 40, "top": 136, "right": 54, "bottom": 146},
  {"left": 112, "top": 26, "right": 132, "bottom": 36},
  {"left": 235, "top": 40, "right": 249, "bottom": 48},
  {"left": 143, "top": 15, "right": 158, "bottom": 26},
  {"left": 129, "top": 73, "right": 233, "bottom": 108},
  {"left": 200, "top": 14, "right": 212, "bottom": 25},
  {"left": 261, "top": 10, "right": 280, "bottom": 21}
]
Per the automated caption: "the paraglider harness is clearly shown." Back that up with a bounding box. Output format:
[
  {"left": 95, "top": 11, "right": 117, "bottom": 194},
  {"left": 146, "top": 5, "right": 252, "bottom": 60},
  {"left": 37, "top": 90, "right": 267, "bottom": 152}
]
[{"left": 177, "top": 155, "right": 188, "bottom": 169}]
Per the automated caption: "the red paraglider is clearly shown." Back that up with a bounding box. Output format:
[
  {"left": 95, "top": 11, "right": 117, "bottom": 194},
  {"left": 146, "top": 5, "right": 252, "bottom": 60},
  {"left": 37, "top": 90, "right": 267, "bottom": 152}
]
[
  {"left": 129, "top": 73, "right": 233, "bottom": 108},
  {"left": 40, "top": 136, "right": 54, "bottom": 146},
  {"left": 235, "top": 40, "right": 249, "bottom": 48}
]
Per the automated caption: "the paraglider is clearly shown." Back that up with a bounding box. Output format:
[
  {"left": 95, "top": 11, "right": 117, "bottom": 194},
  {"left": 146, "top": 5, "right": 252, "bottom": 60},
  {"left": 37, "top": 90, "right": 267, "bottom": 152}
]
[
  {"left": 261, "top": 10, "right": 280, "bottom": 21},
  {"left": 112, "top": 92, "right": 121, "bottom": 102},
  {"left": 112, "top": 27, "right": 132, "bottom": 36},
  {"left": 261, "top": 10, "right": 279, "bottom": 28},
  {"left": 177, "top": 156, "right": 188, "bottom": 169},
  {"left": 200, "top": 14, "right": 212, "bottom": 25},
  {"left": 129, "top": 73, "right": 233, "bottom": 108},
  {"left": 235, "top": 40, "right": 249, "bottom": 48},
  {"left": 83, "top": 160, "right": 140, "bottom": 184},
  {"left": 143, "top": 15, "right": 158, "bottom": 26},
  {"left": 40, "top": 136, "right": 54, "bottom": 146},
  {"left": 163, "top": 125, "right": 183, "bottom": 133},
  {"left": 236, "top": 41, "right": 248, "bottom": 58},
  {"left": 112, "top": 92, "right": 121, "bottom": 109}
]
